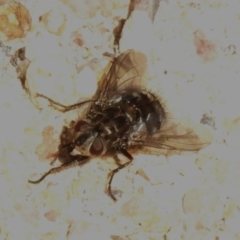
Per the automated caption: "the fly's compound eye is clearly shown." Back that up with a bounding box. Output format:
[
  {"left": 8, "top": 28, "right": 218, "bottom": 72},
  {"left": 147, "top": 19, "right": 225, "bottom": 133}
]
[
  {"left": 74, "top": 120, "right": 90, "bottom": 132},
  {"left": 90, "top": 136, "right": 104, "bottom": 155},
  {"left": 146, "top": 112, "right": 161, "bottom": 134}
]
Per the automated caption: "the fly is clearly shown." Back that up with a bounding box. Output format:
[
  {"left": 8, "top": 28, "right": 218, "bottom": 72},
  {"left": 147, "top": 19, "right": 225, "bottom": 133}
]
[{"left": 29, "top": 49, "right": 208, "bottom": 201}]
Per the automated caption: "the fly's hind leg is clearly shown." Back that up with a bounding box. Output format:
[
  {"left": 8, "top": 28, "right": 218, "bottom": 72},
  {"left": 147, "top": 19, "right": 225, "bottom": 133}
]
[
  {"left": 108, "top": 149, "right": 133, "bottom": 201},
  {"left": 28, "top": 156, "right": 89, "bottom": 184},
  {"left": 36, "top": 93, "right": 93, "bottom": 112}
]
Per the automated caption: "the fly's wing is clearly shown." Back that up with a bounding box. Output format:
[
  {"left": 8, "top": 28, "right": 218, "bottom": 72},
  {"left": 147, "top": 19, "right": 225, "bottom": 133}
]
[
  {"left": 131, "top": 124, "right": 211, "bottom": 152},
  {"left": 95, "top": 49, "right": 211, "bottom": 153},
  {"left": 96, "top": 49, "right": 147, "bottom": 100},
  {"left": 143, "top": 132, "right": 208, "bottom": 151}
]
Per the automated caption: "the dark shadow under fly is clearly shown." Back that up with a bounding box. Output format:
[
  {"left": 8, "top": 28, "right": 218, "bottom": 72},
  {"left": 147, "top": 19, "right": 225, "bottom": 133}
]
[{"left": 28, "top": 49, "right": 209, "bottom": 201}]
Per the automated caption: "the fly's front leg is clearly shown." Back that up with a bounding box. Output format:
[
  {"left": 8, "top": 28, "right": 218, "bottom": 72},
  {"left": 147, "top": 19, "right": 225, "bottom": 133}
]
[
  {"left": 108, "top": 149, "right": 133, "bottom": 201},
  {"left": 36, "top": 93, "right": 93, "bottom": 112},
  {"left": 28, "top": 156, "right": 89, "bottom": 184}
]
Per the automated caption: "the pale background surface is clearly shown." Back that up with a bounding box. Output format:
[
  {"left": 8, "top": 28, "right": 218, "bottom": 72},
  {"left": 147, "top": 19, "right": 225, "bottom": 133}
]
[{"left": 0, "top": 0, "right": 240, "bottom": 239}]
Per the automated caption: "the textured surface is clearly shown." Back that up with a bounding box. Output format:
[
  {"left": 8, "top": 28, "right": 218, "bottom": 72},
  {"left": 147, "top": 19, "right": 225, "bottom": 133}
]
[{"left": 0, "top": 0, "right": 240, "bottom": 239}]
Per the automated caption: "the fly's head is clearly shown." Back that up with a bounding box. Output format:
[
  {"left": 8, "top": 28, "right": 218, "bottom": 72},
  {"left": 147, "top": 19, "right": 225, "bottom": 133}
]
[{"left": 57, "top": 119, "right": 107, "bottom": 163}]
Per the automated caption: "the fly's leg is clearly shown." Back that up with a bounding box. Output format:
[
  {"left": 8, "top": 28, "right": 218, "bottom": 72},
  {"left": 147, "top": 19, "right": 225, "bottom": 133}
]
[
  {"left": 36, "top": 93, "right": 94, "bottom": 112},
  {"left": 108, "top": 149, "right": 133, "bottom": 201},
  {"left": 50, "top": 157, "right": 57, "bottom": 166},
  {"left": 28, "top": 156, "right": 89, "bottom": 184},
  {"left": 108, "top": 160, "right": 132, "bottom": 201}
]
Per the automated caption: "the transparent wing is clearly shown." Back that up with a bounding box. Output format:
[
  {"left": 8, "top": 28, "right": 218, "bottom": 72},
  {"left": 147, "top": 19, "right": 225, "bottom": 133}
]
[
  {"left": 96, "top": 49, "right": 147, "bottom": 100},
  {"left": 143, "top": 132, "right": 208, "bottom": 151},
  {"left": 131, "top": 124, "right": 211, "bottom": 153}
]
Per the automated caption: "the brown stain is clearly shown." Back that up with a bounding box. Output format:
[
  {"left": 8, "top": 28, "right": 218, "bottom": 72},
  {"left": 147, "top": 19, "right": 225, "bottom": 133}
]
[
  {"left": 0, "top": 2, "right": 31, "bottom": 41},
  {"left": 35, "top": 126, "right": 59, "bottom": 162},
  {"left": 136, "top": 168, "right": 150, "bottom": 182},
  {"left": 73, "top": 37, "right": 84, "bottom": 46},
  {"left": 44, "top": 210, "right": 59, "bottom": 222},
  {"left": 194, "top": 29, "right": 217, "bottom": 62}
]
